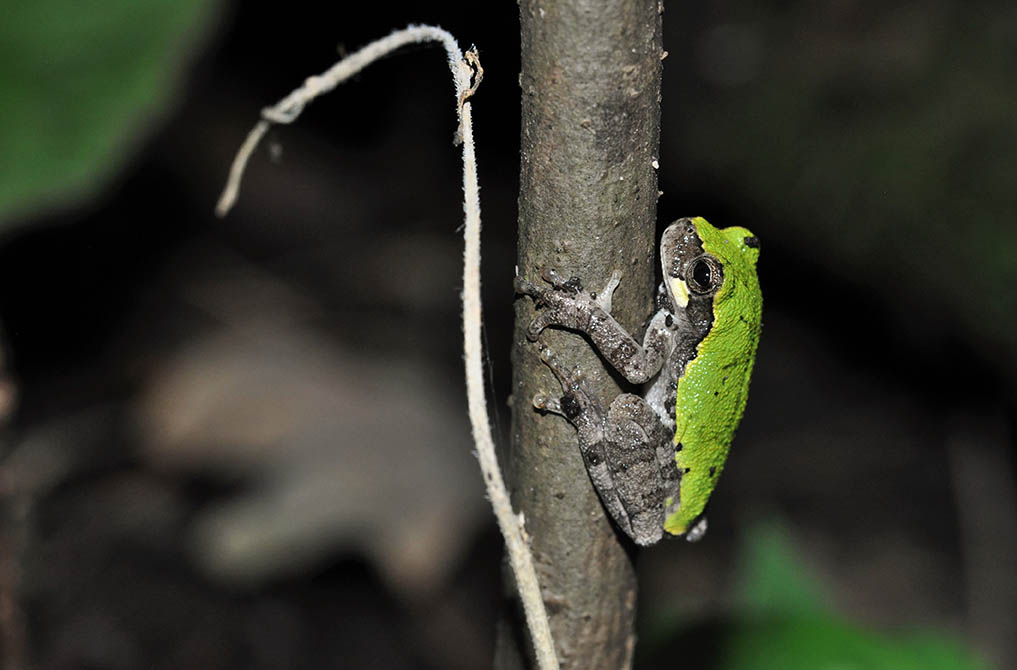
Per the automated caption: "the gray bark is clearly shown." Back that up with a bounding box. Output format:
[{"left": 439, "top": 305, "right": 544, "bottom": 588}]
[{"left": 499, "top": 1, "right": 664, "bottom": 667}]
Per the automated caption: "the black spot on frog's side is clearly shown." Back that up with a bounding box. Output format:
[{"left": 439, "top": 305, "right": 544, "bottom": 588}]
[
  {"left": 683, "top": 467, "right": 691, "bottom": 474},
  {"left": 560, "top": 394, "right": 582, "bottom": 421},
  {"left": 709, "top": 466, "right": 716, "bottom": 477},
  {"left": 676, "top": 442, "right": 684, "bottom": 452}
]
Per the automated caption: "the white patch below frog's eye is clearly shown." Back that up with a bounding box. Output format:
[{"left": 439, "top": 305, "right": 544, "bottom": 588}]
[{"left": 669, "top": 277, "right": 689, "bottom": 308}]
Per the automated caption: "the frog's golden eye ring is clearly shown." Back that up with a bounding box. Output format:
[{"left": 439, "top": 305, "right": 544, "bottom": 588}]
[{"left": 686, "top": 256, "right": 723, "bottom": 295}]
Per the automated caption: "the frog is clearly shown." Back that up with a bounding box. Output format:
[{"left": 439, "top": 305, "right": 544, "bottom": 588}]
[{"left": 514, "top": 217, "right": 762, "bottom": 545}]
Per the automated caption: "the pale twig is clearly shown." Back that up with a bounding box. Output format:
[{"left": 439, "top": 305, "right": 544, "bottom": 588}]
[{"left": 214, "top": 25, "right": 558, "bottom": 670}]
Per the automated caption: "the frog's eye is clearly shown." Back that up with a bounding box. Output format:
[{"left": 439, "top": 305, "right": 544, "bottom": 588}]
[{"left": 686, "top": 256, "right": 722, "bottom": 295}]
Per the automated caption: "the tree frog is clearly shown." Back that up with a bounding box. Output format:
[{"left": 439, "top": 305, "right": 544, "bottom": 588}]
[{"left": 514, "top": 217, "right": 762, "bottom": 545}]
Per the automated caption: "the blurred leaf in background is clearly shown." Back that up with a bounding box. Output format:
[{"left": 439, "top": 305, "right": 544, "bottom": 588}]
[
  {"left": 718, "top": 522, "right": 988, "bottom": 670},
  {"left": 0, "top": 0, "right": 219, "bottom": 228}
]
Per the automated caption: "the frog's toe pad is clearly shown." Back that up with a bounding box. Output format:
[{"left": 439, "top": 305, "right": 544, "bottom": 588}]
[
  {"left": 526, "top": 313, "right": 556, "bottom": 341},
  {"left": 513, "top": 276, "right": 535, "bottom": 295},
  {"left": 540, "top": 267, "right": 583, "bottom": 293},
  {"left": 532, "top": 391, "right": 561, "bottom": 413}
]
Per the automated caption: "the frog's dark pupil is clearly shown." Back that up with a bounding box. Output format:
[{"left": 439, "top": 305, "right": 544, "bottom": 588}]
[{"left": 693, "top": 260, "right": 711, "bottom": 288}]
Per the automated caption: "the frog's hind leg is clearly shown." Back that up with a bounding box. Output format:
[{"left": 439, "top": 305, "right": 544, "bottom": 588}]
[
  {"left": 532, "top": 344, "right": 637, "bottom": 539},
  {"left": 606, "top": 394, "right": 681, "bottom": 543},
  {"left": 532, "top": 344, "right": 609, "bottom": 445},
  {"left": 533, "top": 344, "right": 675, "bottom": 546}
]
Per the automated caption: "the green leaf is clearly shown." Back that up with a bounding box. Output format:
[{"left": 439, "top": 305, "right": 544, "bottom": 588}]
[
  {"left": 721, "top": 616, "right": 989, "bottom": 670},
  {"left": 0, "top": 0, "right": 218, "bottom": 227},
  {"left": 734, "top": 521, "right": 828, "bottom": 618},
  {"left": 719, "top": 521, "right": 988, "bottom": 670}
]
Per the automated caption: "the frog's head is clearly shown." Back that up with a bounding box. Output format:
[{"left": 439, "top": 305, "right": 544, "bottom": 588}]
[{"left": 660, "top": 217, "right": 760, "bottom": 333}]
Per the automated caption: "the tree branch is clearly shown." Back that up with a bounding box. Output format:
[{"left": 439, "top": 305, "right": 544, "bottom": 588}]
[{"left": 500, "top": 1, "right": 664, "bottom": 667}]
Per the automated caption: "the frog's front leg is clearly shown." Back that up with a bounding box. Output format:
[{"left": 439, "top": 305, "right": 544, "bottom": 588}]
[
  {"left": 515, "top": 270, "right": 671, "bottom": 384},
  {"left": 533, "top": 344, "right": 680, "bottom": 546}
]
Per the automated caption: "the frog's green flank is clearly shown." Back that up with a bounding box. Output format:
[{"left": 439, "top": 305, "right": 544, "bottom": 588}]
[{"left": 664, "top": 218, "right": 762, "bottom": 536}]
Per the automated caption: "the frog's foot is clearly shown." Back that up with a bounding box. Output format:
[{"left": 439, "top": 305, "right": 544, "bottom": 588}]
[
  {"left": 538, "top": 267, "right": 621, "bottom": 311},
  {"left": 514, "top": 268, "right": 621, "bottom": 341},
  {"left": 513, "top": 269, "right": 581, "bottom": 305},
  {"left": 532, "top": 348, "right": 566, "bottom": 416},
  {"left": 536, "top": 343, "right": 585, "bottom": 396},
  {"left": 531, "top": 344, "right": 602, "bottom": 428},
  {"left": 514, "top": 274, "right": 589, "bottom": 341},
  {"left": 536, "top": 343, "right": 581, "bottom": 390},
  {"left": 532, "top": 391, "right": 563, "bottom": 416},
  {"left": 540, "top": 267, "right": 584, "bottom": 293}
]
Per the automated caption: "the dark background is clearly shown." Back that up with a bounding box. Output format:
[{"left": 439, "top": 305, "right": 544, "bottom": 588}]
[{"left": 1, "top": 1, "right": 1014, "bottom": 668}]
